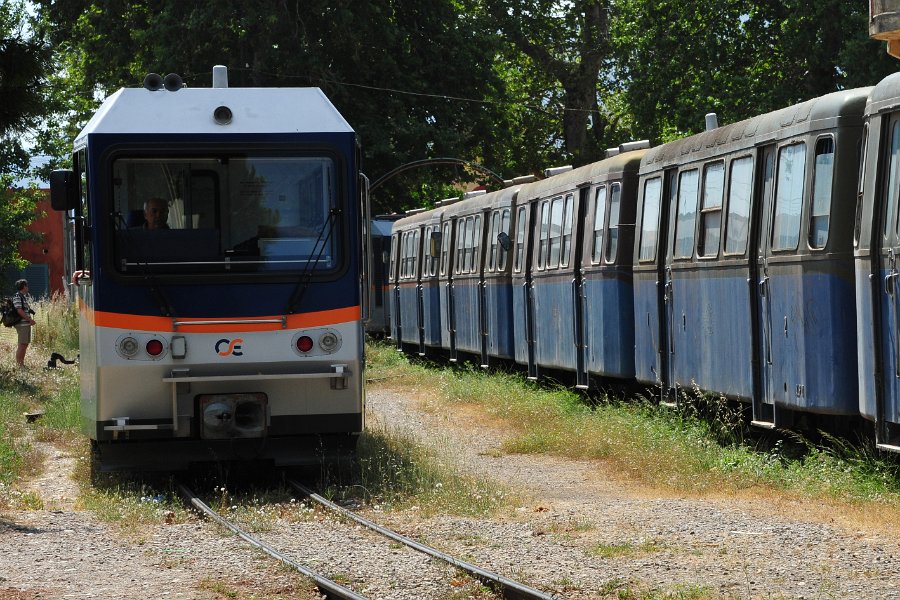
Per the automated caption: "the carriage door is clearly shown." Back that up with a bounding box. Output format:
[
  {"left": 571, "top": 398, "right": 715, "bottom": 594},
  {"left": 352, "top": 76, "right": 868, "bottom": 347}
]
[
  {"left": 878, "top": 116, "right": 900, "bottom": 434},
  {"left": 417, "top": 226, "right": 429, "bottom": 354},
  {"left": 664, "top": 168, "right": 698, "bottom": 398},
  {"left": 523, "top": 201, "right": 539, "bottom": 379},
  {"left": 573, "top": 186, "right": 590, "bottom": 389},
  {"left": 448, "top": 217, "right": 461, "bottom": 362},
  {"left": 758, "top": 141, "right": 809, "bottom": 424},
  {"left": 389, "top": 232, "right": 402, "bottom": 348},
  {"left": 753, "top": 145, "right": 778, "bottom": 427}
]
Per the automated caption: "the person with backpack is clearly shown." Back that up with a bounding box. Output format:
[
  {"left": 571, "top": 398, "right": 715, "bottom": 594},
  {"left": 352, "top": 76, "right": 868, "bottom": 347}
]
[{"left": 12, "top": 279, "right": 36, "bottom": 368}]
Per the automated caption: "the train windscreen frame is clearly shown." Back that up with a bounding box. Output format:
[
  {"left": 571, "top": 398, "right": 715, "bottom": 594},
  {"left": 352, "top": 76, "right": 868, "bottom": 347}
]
[{"left": 109, "top": 154, "right": 340, "bottom": 274}]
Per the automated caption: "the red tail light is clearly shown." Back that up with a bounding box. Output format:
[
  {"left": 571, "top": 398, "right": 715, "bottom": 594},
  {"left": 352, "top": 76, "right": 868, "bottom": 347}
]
[
  {"left": 146, "top": 339, "right": 164, "bottom": 356},
  {"left": 296, "top": 336, "right": 314, "bottom": 353}
]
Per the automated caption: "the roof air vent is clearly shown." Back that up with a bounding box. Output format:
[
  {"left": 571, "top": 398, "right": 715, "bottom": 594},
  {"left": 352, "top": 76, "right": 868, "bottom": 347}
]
[
  {"left": 212, "top": 65, "right": 229, "bottom": 89},
  {"left": 544, "top": 165, "right": 573, "bottom": 178}
]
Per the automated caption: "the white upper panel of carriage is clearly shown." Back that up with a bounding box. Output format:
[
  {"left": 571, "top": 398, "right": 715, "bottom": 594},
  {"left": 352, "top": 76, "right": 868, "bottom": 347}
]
[{"left": 76, "top": 86, "right": 354, "bottom": 144}]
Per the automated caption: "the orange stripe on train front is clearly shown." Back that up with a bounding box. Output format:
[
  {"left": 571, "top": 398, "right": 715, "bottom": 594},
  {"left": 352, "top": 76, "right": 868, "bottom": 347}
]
[{"left": 93, "top": 306, "right": 361, "bottom": 333}]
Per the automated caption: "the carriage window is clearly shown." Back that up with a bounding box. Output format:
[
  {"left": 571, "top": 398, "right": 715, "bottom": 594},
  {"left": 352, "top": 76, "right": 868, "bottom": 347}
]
[
  {"left": 674, "top": 169, "right": 699, "bottom": 259},
  {"left": 809, "top": 137, "right": 834, "bottom": 249},
  {"left": 399, "top": 232, "right": 408, "bottom": 279},
  {"left": 111, "top": 155, "right": 338, "bottom": 273},
  {"left": 561, "top": 195, "right": 574, "bottom": 267},
  {"left": 498, "top": 208, "right": 511, "bottom": 271},
  {"left": 488, "top": 211, "right": 500, "bottom": 271},
  {"left": 885, "top": 122, "right": 900, "bottom": 239},
  {"left": 605, "top": 183, "right": 621, "bottom": 263},
  {"left": 389, "top": 233, "right": 399, "bottom": 282},
  {"left": 431, "top": 228, "right": 440, "bottom": 276},
  {"left": 772, "top": 142, "right": 807, "bottom": 251},
  {"left": 440, "top": 222, "right": 451, "bottom": 275},
  {"left": 455, "top": 220, "right": 466, "bottom": 274},
  {"left": 423, "top": 225, "right": 433, "bottom": 276},
  {"left": 545, "top": 198, "right": 562, "bottom": 269},
  {"left": 724, "top": 157, "right": 753, "bottom": 255},
  {"left": 699, "top": 162, "right": 725, "bottom": 257},
  {"left": 538, "top": 200, "right": 550, "bottom": 270},
  {"left": 592, "top": 186, "right": 608, "bottom": 264},
  {"left": 639, "top": 177, "right": 662, "bottom": 262},
  {"left": 411, "top": 229, "right": 420, "bottom": 278},
  {"left": 514, "top": 207, "right": 526, "bottom": 272},
  {"left": 464, "top": 217, "right": 474, "bottom": 273},
  {"left": 855, "top": 124, "right": 869, "bottom": 247},
  {"left": 472, "top": 215, "right": 482, "bottom": 272}
]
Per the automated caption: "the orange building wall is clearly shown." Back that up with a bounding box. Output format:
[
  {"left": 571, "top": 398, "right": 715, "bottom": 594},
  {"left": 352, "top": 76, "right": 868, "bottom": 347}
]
[{"left": 19, "top": 192, "right": 66, "bottom": 296}]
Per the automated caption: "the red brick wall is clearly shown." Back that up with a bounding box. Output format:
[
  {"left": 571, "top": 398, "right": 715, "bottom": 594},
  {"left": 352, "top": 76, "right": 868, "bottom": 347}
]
[{"left": 19, "top": 192, "right": 66, "bottom": 296}]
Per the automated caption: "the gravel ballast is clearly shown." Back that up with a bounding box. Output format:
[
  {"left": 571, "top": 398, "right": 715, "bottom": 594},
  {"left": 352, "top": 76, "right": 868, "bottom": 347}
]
[{"left": 0, "top": 387, "right": 899, "bottom": 599}]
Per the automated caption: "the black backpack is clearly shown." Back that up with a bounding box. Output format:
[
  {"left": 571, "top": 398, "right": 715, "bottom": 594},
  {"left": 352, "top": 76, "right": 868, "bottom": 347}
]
[{"left": 1, "top": 294, "right": 23, "bottom": 327}]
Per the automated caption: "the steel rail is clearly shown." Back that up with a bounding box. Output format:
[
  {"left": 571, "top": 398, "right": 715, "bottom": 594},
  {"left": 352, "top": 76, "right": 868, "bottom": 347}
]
[
  {"left": 287, "top": 479, "right": 560, "bottom": 600},
  {"left": 175, "top": 482, "right": 367, "bottom": 600}
]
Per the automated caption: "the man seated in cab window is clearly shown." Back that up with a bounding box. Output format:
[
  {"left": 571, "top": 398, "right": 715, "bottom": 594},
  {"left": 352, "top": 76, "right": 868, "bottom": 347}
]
[{"left": 143, "top": 197, "right": 170, "bottom": 229}]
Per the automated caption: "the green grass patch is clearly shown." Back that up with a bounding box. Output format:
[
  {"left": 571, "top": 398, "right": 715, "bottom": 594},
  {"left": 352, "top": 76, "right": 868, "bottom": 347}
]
[
  {"left": 365, "top": 340, "right": 900, "bottom": 510},
  {"left": 31, "top": 294, "right": 80, "bottom": 356},
  {"left": 0, "top": 373, "right": 31, "bottom": 486},
  {"left": 322, "top": 423, "right": 515, "bottom": 517},
  {"left": 591, "top": 538, "right": 667, "bottom": 558},
  {"left": 73, "top": 467, "right": 190, "bottom": 533}
]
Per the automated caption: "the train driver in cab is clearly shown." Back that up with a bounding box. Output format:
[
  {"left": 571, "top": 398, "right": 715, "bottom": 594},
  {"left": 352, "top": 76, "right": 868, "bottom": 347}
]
[{"left": 143, "top": 197, "right": 170, "bottom": 229}]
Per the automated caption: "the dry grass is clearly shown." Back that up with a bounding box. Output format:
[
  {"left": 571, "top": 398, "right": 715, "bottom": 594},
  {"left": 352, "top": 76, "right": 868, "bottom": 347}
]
[{"left": 365, "top": 340, "right": 900, "bottom": 534}]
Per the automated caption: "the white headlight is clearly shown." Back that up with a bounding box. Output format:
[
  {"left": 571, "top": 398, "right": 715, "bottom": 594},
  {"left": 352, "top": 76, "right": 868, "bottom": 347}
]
[
  {"left": 119, "top": 336, "right": 139, "bottom": 357},
  {"left": 319, "top": 332, "right": 339, "bottom": 352}
]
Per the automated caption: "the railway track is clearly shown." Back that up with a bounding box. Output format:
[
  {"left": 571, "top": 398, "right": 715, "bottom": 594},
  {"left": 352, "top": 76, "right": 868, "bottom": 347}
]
[{"left": 176, "top": 480, "right": 560, "bottom": 600}]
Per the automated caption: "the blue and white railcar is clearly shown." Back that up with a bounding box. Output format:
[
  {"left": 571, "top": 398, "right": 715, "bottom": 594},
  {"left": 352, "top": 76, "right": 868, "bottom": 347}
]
[
  {"left": 857, "top": 72, "right": 900, "bottom": 450},
  {"left": 509, "top": 152, "right": 646, "bottom": 386},
  {"left": 366, "top": 218, "right": 398, "bottom": 338},
  {"left": 50, "top": 67, "right": 369, "bottom": 470},
  {"left": 635, "top": 89, "right": 868, "bottom": 424},
  {"left": 390, "top": 208, "right": 443, "bottom": 354}
]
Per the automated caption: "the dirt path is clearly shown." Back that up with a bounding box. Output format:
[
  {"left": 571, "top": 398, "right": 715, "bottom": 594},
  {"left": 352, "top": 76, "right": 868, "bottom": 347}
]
[
  {"left": 365, "top": 388, "right": 900, "bottom": 599},
  {"left": 1, "top": 379, "right": 899, "bottom": 598}
]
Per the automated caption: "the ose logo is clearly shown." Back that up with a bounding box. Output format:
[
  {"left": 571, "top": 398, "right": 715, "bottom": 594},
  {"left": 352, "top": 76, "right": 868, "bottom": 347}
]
[{"left": 215, "top": 338, "right": 244, "bottom": 356}]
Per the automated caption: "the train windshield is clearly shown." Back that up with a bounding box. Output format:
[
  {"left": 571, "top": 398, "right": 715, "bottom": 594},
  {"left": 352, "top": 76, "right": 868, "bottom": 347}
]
[{"left": 110, "top": 155, "right": 338, "bottom": 273}]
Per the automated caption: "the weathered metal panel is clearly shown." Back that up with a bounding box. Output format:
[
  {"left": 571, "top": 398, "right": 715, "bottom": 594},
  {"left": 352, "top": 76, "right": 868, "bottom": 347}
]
[
  {"left": 583, "top": 272, "right": 635, "bottom": 379},
  {"left": 632, "top": 273, "right": 662, "bottom": 386},
  {"left": 667, "top": 269, "right": 754, "bottom": 400},
  {"left": 398, "top": 283, "right": 419, "bottom": 345},
  {"left": 485, "top": 280, "right": 515, "bottom": 360},
  {"left": 765, "top": 264, "right": 859, "bottom": 415},
  {"left": 452, "top": 278, "right": 482, "bottom": 354},
  {"left": 532, "top": 275, "right": 577, "bottom": 371}
]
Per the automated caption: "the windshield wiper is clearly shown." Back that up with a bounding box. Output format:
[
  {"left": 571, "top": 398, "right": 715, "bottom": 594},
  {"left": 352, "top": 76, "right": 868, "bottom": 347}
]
[{"left": 285, "top": 207, "right": 341, "bottom": 315}]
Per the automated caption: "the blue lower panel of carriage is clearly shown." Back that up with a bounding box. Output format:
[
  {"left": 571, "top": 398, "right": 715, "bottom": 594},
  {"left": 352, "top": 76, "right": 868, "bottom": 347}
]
[
  {"left": 855, "top": 260, "right": 876, "bottom": 421},
  {"left": 422, "top": 282, "right": 442, "bottom": 348},
  {"left": 867, "top": 265, "right": 900, "bottom": 425},
  {"left": 764, "top": 267, "right": 858, "bottom": 415},
  {"left": 512, "top": 279, "right": 530, "bottom": 366},
  {"left": 440, "top": 282, "right": 452, "bottom": 351},
  {"left": 668, "top": 269, "right": 753, "bottom": 400},
  {"left": 532, "top": 276, "right": 576, "bottom": 371},
  {"left": 633, "top": 274, "right": 662, "bottom": 386},
  {"left": 583, "top": 272, "right": 635, "bottom": 380},
  {"left": 389, "top": 288, "right": 400, "bottom": 341},
  {"left": 484, "top": 280, "right": 515, "bottom": 360},
  {"left": 398, "top": 284, "right": 419, "bottom": 345},
  {"left": 452, "top": 280, "right": 481, "bottom": 354}
]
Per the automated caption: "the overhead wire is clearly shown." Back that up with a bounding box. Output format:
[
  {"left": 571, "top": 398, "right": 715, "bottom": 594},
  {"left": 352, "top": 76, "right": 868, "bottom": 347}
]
[{"left": 183, "top": 66, "right": 596, "bottom": 117}]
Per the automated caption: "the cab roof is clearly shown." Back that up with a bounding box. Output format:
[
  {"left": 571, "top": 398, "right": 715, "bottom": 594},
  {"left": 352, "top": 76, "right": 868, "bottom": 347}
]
[{"left": 75, "top": 86, "right": 354, "bottom": 147}]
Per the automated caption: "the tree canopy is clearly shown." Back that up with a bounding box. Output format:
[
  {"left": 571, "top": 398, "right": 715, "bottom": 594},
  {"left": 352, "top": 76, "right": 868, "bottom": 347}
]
[
  {"left": 6, "top": 0, "right": 899, "bottom": 216},
  {"left": 0, "top": 0, "right": 49, "bottom": 285}
]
